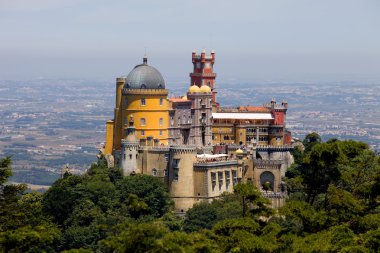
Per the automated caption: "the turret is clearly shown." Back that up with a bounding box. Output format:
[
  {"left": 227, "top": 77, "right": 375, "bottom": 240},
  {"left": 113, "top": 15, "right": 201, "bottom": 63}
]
[{"left": 120, "top": 115, "right": 140, "bottom": 175}]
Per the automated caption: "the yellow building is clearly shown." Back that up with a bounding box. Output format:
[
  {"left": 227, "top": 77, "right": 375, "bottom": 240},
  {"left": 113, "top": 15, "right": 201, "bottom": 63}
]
[{"left": 105, "top": 56, "right": 170, "bottom": 157}]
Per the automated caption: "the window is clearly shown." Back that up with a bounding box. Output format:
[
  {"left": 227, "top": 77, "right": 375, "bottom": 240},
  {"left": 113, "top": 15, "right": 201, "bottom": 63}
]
[
  {"left": 129, "top": 154, "right": 132, "bottom": 160},
  {"left": 164, "top": 169, "right": 168, "bottom": 176},
  {"left": 232, "top": 170, "right": 238, "bottom": 186},
  {"left": 160, "top": 130, "right": 163, "bottom": 136},
  {"left": 123, "top": 154, "right": 126, "bottom": 160},
  {"left": 211, "top": 173, "right": 216, "bottom": 192},
  {"left": 140, "top": 98, "right": 146, "bottom": 106},
  {"left": 173, "top": 159, "right": 180, "bottom": 168},
  {"left": 159, "top": 98, "right": 163, "bottom": 106},
  {"left": 152, "top": 168, "right": 157, "bottom": 176},
  {"left": 141, "top": 130, "right": 145, "bottom": 136},
  {"left": 173, "top": 168, "right": 179, "bottom": 181},
  {"left": 225, "top": 171, "right": 231, "bottom": 190},
  {"left": 259, "top": 136, "right": 268, "bottom": 142},
  {"left": 140, "top": 118, "right": 146, "bottom": 126},
  {"left": 159, "top": 118, "right": 163, "bottom": 126},
  {"left": 218, "top": 172, "right": 223, "bottom": 191}
]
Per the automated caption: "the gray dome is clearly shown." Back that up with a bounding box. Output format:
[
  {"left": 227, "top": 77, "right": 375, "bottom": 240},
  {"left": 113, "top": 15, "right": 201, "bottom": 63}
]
[{"left": 124, "top": 57, "right": 165, "bottom": 89}]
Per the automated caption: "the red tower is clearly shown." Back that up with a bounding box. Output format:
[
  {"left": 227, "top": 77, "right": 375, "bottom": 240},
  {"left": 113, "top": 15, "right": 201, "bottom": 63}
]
[{"left": 190, "top": 49, "right": 217, "bottom": 103}]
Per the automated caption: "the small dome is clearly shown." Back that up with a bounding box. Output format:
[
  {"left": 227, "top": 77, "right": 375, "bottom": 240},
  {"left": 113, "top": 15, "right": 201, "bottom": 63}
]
[
  {"left": 124, "top": 56, "right": 165, "bottom": 90},
  {"left": 182, "top": 95, "right": 188, "bottom": 100},
  {"left": 188, "top": 84, "right": 200, "bottom": 93},
  {"left": 200, "top": 85, "right": 211, "bottom": 93},
  {"left": 235, "top": 148, "right": 244, "bottom": 155}
]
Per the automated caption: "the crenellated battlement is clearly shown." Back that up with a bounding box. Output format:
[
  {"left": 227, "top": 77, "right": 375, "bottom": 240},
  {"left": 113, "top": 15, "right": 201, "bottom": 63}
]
[
  {"left": 123, "top": 88, "right": 169, "bottom": 96},
  {"left": 256, "top": 145, "right": 294, "bottom": 152},
  {"left": 253, "top": 159, "right": 283, "bottom": 168},
  {"left": 170, "top": 145, "right": 197, "bottom": 154}
]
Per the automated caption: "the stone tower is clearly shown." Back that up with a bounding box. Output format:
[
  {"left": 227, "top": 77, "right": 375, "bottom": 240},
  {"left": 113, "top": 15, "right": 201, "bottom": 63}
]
[
  {"left": 190, "top": 49, "right": 217, "bottom": 103},
  {"left": 168, "top": 146, "right": 197, "bottom": 212},
  {"left": 120, "top": 116, "right": 140, "bottom": 175},
  {"left": 187, "top": 84, "right": 213, "bottom": 147}
]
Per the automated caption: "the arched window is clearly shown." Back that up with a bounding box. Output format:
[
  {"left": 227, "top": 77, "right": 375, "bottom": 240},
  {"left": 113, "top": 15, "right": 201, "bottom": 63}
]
[
  {"left": 159, "top": 98, "right": 163, "bottom": 106},
  {"left": 159, "top": 118, "right": 163, "bottom": 126},
  {"left": 141, "top": 84, "right": 146, "bottom": 89},
  {"left": 140, "top": 98, "right": 146, "bottom": 106},
  {"left": 152, "top": 168, "right": 157, "bottom": 176},
  {"left": 140, "top": 118, "right": 146, "bottom": 126}
]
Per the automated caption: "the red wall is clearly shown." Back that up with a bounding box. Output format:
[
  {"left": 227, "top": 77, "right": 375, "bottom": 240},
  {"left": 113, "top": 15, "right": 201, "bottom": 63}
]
[{"left": 273, "top": 111, "right": 285, "bottom": 125}]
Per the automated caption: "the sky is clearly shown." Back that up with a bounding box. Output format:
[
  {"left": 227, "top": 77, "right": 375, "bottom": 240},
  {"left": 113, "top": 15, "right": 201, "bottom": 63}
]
[{"left": 0, "top": 0, "right": 379, "bottom": 83}]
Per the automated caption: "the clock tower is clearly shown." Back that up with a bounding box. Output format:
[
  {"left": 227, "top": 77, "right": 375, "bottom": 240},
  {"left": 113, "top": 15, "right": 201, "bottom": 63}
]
[{"left": 190, "top": 49, "right": 217, "bottom": 103}]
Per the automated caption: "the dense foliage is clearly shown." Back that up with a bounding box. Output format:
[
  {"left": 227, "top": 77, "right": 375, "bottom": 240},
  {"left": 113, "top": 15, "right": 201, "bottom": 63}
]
[{"left": 0, "top": 134, "right": 379, "bottom": 252}]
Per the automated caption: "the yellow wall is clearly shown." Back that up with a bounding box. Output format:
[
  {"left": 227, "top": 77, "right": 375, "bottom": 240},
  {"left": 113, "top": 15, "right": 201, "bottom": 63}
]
[
  {"left": 122, "top": 89, "right": 170, "bottom": 145},
  {"left": 113, "top": 78, "right": 125, "bottom": 151},
  {"left": 212, "top": 126, "right": 235, "bottom": 144},
  {"left": 105, "top": 120, "right": 114, "bottom": 154},
  {"left": 235, "top": 128, "right": 246, "bottom": 145}
]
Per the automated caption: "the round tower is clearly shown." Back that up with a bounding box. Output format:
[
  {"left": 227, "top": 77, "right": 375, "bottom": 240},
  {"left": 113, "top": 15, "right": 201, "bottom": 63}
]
[
  {"left": 168, "top": 146, "right": 197, "bottom": 212},
  {"left": 120, "top": 116, "right": 140, "bottom": 175}
]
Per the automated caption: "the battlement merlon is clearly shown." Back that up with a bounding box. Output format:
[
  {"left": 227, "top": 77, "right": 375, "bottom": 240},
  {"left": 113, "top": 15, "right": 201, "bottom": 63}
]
[
  {"left": 263, "top": 98, "right": 289, "bottom": 111},
  {"left": 192, "top": 49, "right": 215, "bottom": 63}
]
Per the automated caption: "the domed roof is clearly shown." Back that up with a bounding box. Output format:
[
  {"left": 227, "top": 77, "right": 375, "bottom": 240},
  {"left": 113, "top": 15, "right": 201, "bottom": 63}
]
[
  {"left": 124, "top": 56, "right": 165, "bottom": 89},
  {"left": 188, "top": 84, "right": 200, "bottom": 93},
  {"left": 182, "top": 95, "right": 188, "bottom": 100},
  {"left": 200, "top": 84, "right": 211, "bottom": 93},
  {"left": 235, "top": 148, "right": 244, "bottom": 154}
]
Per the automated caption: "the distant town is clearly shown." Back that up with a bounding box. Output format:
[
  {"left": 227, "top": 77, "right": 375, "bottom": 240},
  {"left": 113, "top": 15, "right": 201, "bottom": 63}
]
[{"left": 1, "top": 79, "right": 379, "bottom": 186}]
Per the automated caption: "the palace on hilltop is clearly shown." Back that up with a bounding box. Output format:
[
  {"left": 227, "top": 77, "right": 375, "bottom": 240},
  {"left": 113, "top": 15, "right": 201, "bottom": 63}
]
[{"left": 99, "top": 50, "right": 294, "bottom": 212}]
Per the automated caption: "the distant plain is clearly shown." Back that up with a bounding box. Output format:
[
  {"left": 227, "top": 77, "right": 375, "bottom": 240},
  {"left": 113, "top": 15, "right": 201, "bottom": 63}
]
[{"left": 0, "top": 79, "right": 379, "bottom": 186}]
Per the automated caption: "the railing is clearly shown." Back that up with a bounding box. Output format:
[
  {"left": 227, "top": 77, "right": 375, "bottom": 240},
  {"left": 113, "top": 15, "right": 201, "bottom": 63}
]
[{"left": 260, "top": 191, "right": 287, "bottom": 199}]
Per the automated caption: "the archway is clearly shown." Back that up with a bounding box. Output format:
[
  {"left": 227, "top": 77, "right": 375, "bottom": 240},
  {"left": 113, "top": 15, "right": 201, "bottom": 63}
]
[{"left": 260, "top": 171, "right": 275, "bottom": 191}]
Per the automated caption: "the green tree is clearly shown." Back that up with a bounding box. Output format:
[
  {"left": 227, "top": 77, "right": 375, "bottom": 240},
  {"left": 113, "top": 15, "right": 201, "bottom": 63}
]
[
  {"left": 301, "top": 142, "right": 343, "bottom": 205},
  {"left": 0, "top": 157, "right": 61, "bottom": 252},
  {"left": 184, "top": 193, "right": 242, "bottom": 232},
  {"left": 303, "top": 132, "right": 322, "bottom": 153},
  {"left": 326, "top": 185, "right": 364, "bottom": 224},
  {"left": 117, "top": 174, "right": 173, "bottom": 218},
  {"left": 278, "top": 201, "right": 327, "bottom": 234},
  {"left": 233, "top": 182, "right": 272, "bottom": 217},
  {"left": 100, "top": 222, "right": 168, "bottom": 253}
]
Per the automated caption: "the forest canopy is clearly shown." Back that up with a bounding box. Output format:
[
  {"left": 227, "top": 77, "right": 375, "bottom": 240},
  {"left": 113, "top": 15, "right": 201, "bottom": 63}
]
[{"left": 0, "top": 134, "right": 379, "bottom": 252}]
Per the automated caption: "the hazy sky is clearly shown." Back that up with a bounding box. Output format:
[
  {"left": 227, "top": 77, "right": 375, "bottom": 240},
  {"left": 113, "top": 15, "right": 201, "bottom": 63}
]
[{"left": 1, "top": 0, "right": 379, "bottom": 83}]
